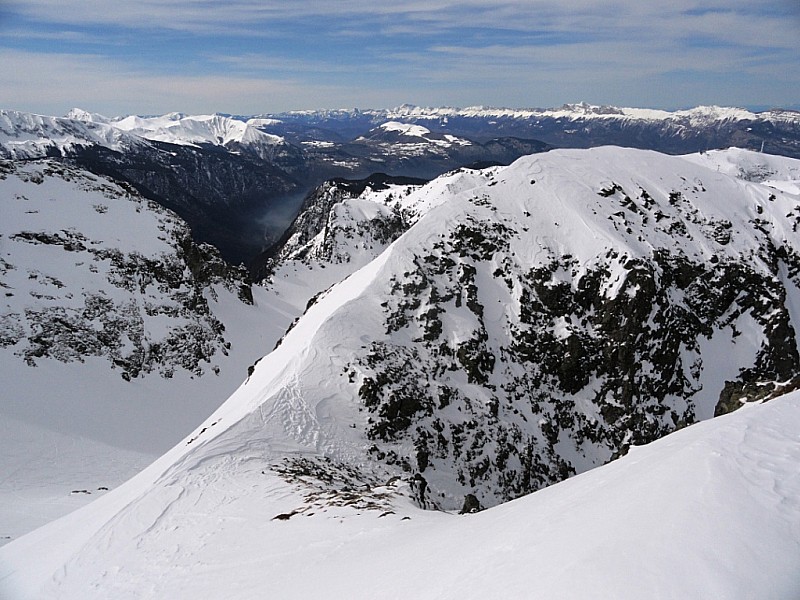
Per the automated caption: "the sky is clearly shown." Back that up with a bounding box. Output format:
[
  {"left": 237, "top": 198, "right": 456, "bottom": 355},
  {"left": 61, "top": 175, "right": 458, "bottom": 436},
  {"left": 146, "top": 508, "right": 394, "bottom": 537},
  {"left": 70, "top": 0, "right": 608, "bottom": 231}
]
[{"left": 0, "top": 0, "right": 798, "bottom": 117}]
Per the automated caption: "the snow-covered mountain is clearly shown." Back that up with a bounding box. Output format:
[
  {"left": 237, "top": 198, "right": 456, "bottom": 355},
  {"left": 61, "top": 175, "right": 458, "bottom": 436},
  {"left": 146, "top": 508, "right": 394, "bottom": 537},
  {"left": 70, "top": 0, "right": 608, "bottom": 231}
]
[
  {"left": 382, "top": 102, "right": 800, "bottom": 126},
  {"left": 356, "top": 121, "right": 473, "bottom": 150},
  {"left": 268, "top": 102, "right": 800, "bottom": 158},
  {"left": 256, "top": 147, "right": 800, "bottom": 508},
  {"left": 0, "top": 159, "right": 255, "bottom": 379},
  {"left": 237, "top": 146, "right": 800, "bottom": 510},
  {"left": 0, "top": 159, "right": 297, "bottom": 543},
  {"left": 2, "top": 145, "right": 800, "bottom": 597},
  {"left": 106, "top": 112, "right": 295, "bottom": 163},
  {"left": 0, "top": 109, "right": 140, "bottom": 159}
]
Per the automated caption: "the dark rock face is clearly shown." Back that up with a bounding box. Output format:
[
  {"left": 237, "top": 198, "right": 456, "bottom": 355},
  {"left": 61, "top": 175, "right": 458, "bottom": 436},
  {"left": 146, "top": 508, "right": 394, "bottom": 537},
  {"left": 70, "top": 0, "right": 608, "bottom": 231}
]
[
  {"left": 353, "top": 246, "right": 800, "bottom": 507},
  {"left": 67, "top": 143, "right": 302, "bottom": 266}
]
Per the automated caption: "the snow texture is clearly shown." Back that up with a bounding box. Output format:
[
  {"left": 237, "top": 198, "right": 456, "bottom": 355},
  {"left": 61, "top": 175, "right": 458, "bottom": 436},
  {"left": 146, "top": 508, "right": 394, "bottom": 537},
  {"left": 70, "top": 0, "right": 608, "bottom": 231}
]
[{"left": 2, "top": 389, "right": 799, "bottom": 600}]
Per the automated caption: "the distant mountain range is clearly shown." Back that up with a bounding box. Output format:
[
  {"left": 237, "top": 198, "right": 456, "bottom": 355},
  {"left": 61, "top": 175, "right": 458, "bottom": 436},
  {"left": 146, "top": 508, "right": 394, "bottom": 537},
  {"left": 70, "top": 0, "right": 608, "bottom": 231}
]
[
  {"left": 2, "top": 103, "right": 799, "bottom": 269},
  {"left": 257, "top": 102, "right": 800, "bottom": 156}
]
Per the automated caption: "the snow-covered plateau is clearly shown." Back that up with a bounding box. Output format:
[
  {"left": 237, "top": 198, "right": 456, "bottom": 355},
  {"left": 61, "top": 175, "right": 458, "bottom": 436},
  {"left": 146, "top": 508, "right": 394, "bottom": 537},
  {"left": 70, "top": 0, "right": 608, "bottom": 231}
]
[{"left": 2, "top": 145, "right": 800, "bottom": 598}]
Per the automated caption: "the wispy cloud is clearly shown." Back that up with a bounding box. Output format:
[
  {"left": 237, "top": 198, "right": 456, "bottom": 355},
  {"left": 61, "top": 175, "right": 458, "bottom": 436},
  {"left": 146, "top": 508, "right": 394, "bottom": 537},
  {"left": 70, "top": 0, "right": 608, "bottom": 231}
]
[
  {"left": 0, "top": 50, "right": 409, "bottom": 115},
  {"left": 0, "top": 0, "right": 797, "bottom": 114}
]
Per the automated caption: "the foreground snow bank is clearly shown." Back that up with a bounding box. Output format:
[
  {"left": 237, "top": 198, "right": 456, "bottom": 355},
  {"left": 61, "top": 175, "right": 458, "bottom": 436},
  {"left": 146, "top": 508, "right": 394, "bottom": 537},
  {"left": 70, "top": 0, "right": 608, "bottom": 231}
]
[{"left": 2, "top": 391, "right": 799, "bottom": 599}]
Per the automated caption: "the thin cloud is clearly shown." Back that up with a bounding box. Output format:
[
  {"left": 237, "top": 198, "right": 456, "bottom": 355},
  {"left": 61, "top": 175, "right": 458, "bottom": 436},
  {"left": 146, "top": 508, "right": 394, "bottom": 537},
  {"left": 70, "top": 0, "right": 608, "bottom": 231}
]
[
  {"left": 0, "top": 50, "right": 407, "bottom": 115},
  {"left": 0, "top": 1, "right": 796, "bottom": 114},
  {"left": 8, "top": 0, "right": 797, "bottom": 37}
]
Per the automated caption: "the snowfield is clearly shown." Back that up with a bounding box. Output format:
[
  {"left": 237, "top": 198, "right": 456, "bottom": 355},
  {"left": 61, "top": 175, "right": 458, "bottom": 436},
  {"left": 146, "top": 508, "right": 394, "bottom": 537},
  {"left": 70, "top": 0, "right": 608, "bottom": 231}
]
[{"left": 1, "top": 391, "right": 798, "bottom": 599}]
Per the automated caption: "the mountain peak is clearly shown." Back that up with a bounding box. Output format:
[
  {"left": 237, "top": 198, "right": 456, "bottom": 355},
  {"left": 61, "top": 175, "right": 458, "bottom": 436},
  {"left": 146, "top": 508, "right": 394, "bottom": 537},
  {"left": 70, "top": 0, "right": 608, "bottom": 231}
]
[
  {"left": 379, "top": 121, "right": 432, "bottom": 137},
  {"left": 64, "top": 107, "right": 109, "bottom": 123}
]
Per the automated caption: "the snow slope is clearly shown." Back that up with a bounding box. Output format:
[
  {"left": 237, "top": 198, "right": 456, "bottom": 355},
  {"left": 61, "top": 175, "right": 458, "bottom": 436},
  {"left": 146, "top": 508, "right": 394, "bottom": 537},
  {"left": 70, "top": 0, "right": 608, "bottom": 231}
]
[
  {"left": 683, "top": 147, "right": 800, "bottom": 193},
  {"left": 0, "top": 160, "right": 292, "bottom": 543},
  {"left": 2, "top": 387, "right": 798, "bottom": 599}
]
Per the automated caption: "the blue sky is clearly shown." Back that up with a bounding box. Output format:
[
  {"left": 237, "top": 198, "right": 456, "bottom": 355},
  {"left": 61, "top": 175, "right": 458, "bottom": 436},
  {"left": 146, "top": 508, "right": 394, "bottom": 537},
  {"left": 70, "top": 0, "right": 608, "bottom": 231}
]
[{"left": 0, "top": 0, "right": 798, "bottom": 116}]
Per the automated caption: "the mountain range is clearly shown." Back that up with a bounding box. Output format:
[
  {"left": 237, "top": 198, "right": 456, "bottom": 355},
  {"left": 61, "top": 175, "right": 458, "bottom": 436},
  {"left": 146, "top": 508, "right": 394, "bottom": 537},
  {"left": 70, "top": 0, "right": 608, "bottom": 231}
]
[
  {"left": 3, "top": 103, "right": 799, "bottom": 268},
  {"left": 1, "top": 102, "right": 800, "bottom": 597}
]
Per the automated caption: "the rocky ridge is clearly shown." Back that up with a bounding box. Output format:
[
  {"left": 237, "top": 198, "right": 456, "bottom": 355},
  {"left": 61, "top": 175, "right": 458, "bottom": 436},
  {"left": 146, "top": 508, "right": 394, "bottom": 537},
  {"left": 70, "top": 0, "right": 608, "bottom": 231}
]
[{"left": 250, "top": 147, "right": 800, "bottom": 510}]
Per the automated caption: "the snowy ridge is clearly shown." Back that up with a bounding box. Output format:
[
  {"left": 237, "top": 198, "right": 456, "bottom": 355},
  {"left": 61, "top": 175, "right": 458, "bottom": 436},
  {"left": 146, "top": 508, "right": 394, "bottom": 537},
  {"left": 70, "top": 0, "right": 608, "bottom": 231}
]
[
  {"left": 382, "top": 102, "right": 800, "bottom": 125},
  {"left": 273, "top": 102, "right": 800, "bottom": 127},
  {"left": 0, "top": 110, "right": 138, "bottom": 159},
  {"left": 2, "top": 109, "right": 287, "bottom": 161},
  {"left": 379, "top": 121, "right": 433, "bottom": 137},
  {"left": 111, "top": 112, "right": 286, "bottom": 156},
  {"left": 261, "top": 170, "right": 491, "bottom": 324},
  {"left": 64, "top": 107, "right": 111, "bottom": 124}
]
